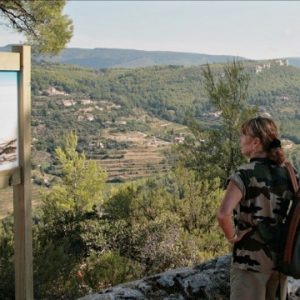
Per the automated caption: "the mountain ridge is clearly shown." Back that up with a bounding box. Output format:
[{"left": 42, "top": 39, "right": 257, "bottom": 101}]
[
  {"left": 34, "top": 47, "right": 247, "bottom": 69},
  {"left": 0, "top": 45, "right": 246, "bottom": 68},
  {"left": 2, "top": 45, "right": 300, "bottom": 69}
]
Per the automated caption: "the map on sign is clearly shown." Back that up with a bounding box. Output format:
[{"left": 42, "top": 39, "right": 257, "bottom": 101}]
[{"left": 0, "top": 72, "right": 18, "bottom": 171}]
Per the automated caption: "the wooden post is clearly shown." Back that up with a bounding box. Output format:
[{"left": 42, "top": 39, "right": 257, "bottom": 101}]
[{"left": 12, "top": 45, "right": 33, "bottom": 300}]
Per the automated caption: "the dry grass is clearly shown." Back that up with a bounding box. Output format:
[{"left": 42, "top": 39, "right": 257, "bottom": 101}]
[{"left": 0, "top": 184, "right": 43, "bottom": 220}]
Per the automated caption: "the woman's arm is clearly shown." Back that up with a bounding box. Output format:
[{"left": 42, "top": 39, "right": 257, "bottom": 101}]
[{"left": 217, "top": 180, "right": 242, "bottom": 244}]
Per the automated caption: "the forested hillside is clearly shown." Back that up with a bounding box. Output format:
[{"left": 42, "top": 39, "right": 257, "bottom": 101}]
[
  {"left": 29, "top": 58, "right": 300, "bottom": 185},
  {"left": 32, "top": 59, "right": 300, "bottom": 136}
]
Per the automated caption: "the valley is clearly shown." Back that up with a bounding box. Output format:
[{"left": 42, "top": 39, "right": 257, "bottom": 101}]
[{"left": 2, "top": 59, "right": 300, "bottom": 218}]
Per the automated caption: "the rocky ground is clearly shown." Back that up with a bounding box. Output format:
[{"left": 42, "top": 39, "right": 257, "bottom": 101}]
[{"left": 78, "top": 255, "right": 300, "bottom": 300}]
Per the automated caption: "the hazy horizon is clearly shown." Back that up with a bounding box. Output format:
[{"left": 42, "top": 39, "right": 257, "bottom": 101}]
[{"left": 1, "top": 1, "right": 300, "bottom": 60}]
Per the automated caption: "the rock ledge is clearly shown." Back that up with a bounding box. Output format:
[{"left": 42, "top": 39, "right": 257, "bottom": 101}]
[{"left": 78, "top": 255, "right": 300, "bottom": 300}]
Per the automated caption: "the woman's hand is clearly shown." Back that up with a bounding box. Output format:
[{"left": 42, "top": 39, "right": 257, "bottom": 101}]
[
  {"left": 227, "top": 228, "right": 253, "bottom": 244},
  {"left": 217, "top": 180, "right": 243, "bottom": 243}
]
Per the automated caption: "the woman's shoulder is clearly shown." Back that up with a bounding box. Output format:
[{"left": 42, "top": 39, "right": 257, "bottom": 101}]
[
  {"left": 229, "top": 161, "right": 256, "bottom": 186},
  {"left": 236, "top": 158, "right": 277, "bottom": 173},
  {"left": 235, "top": 161, "right": 257, "bottom": 173},
  {"left": 232, "top": 161, "right": 266, "bottom": 182}
]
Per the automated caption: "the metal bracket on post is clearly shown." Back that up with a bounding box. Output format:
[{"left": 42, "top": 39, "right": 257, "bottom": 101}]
[{"left": 0, "top": 168, "right": 21, "bottom": 189}]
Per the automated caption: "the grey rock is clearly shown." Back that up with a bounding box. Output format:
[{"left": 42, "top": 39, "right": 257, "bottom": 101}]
[
  {"left": 163, "top": 294, "right": 185, "bottom": 300},
  {"left": 157, "top": 275, "right": 176, "bottom": 289},
  {"left": 288, "top": 278, "right": 300, "bottom": 300},
  {"left": 78, "top": 294, "right": 115, "bottom": 300},
  {"left": 135, "top": 281, "right": 153, "bottom": 295},
  {"left": 78, "top": 255, "right": 300, "bottom": 300}
]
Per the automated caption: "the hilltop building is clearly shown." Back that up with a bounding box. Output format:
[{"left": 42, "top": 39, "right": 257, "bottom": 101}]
[{"left": 255, "top": 59, "right": 288, "bottom": 74}]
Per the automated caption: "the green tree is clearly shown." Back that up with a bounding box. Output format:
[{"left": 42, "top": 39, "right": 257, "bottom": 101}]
[
  {"left": 42, "top": 132, "right": 107, "bottom": 219},
  {"left": 103, "top": 171, "right": 228, "bottom": 275},
  {"left": 202, "top": 60, "right": 255, "bottom": 174},
  {"left": 33, "top": 132, "right": 108, "bottom": 298},
  {"left": 0, "top": 217, "right": 15, "bottom": 299},
  {"left": 177, "top": 60, "right": 256, "bottom": 184},
  {"left": 0, "top": 0, "right": 73, "bottom": 54}
]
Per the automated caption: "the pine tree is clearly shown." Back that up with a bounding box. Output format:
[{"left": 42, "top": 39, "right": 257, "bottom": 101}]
[
  {"left": 176, "top": 60, "right": 257, "bottom": 184},
  {"left": 42, "top": 132, "right": 107, "bottom": 219},
  {"left": 0, "top": 0, "right": 73, "bottom": 54}
]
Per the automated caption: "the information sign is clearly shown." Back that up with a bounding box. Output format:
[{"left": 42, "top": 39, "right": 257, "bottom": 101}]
[{"left": 0, "top": 72, "right": 19, "bottom": 171}]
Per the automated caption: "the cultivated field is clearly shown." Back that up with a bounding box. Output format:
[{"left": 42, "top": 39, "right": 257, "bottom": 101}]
[{"left": 95, "top": 130, "right": 172, "bottom": 181}]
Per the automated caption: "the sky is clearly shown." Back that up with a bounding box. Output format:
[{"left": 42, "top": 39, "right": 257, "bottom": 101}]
[{"left": 1, "top": 1, "right": 300, "bottom": 60}]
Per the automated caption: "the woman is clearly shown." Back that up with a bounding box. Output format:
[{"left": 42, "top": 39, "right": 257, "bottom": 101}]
[{"left": 218, "top": 116, "right": 295, "bottom": 300}]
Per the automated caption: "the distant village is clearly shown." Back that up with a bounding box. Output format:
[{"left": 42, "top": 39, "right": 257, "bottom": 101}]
[
  {"left": 255, "top": 59, "right": 288, "bottom": 74},
  {"left": 41, "top": 86, "right": 123, "bottom": 123},
  {"left": 36, "top": 86, "right": 187, "bottom": 153}
]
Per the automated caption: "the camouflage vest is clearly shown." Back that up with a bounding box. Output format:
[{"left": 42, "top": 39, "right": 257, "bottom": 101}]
[{"left": 229, "top": 157, "right": 294, "bottom": 273}]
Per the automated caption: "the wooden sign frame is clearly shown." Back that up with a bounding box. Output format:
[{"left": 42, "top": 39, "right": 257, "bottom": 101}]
[{"left": 0, "top": 46, "right": 33, "bottom": 300}]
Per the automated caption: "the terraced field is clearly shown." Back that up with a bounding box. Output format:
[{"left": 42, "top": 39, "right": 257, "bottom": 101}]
[
  {"left": 96, "top": 131, "right": 172, "bottom": 181},
  {"left": 96, "top": 148, "right": 170, "bottom": 181}
]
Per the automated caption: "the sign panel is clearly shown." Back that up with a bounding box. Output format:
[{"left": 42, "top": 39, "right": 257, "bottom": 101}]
[{"left": 0, "top": 71, "right": 18, "bottom": 171}]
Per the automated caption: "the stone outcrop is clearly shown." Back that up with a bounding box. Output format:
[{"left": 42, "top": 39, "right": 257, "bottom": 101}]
[{"left": 78, "top": 255, "right": 300, "bottom": 300}]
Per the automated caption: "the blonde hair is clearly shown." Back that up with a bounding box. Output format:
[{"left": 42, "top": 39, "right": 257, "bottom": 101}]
[{"left": 241, "top": 116, "right": 285, "bottom": 165}]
